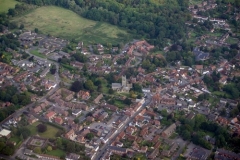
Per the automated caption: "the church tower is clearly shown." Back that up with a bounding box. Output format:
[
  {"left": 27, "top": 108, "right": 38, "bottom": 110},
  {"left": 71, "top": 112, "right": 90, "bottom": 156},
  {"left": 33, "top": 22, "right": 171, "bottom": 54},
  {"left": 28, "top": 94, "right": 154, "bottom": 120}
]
[{"left": 122, "top": 76, "right": 127, "bottom": 87}]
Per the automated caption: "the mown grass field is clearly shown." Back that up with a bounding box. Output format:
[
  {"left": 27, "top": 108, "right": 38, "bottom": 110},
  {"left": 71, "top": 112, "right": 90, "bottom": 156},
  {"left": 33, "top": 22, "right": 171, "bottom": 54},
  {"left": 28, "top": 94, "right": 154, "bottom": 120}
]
[
  {"left": 27, "top": 121, "right": 61, "bottom": 139},
  {"left": 12, "top": 6, "right": 132, "bottom": 45},
  {"left": 0, "top": 0, "right": 19, "bottom": 13},
  {"left": 46, "top": 149, "right": 66, "bottom": 158}
]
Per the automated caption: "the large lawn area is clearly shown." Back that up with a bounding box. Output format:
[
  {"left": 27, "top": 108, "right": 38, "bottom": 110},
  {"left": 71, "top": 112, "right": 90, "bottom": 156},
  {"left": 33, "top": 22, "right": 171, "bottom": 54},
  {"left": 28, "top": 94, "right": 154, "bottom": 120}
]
[
  {"left": 46, "top": 149, "right": 66, "bottom": 158},
  {"left": 12, "top": 6, "right": 133, "bottom": 45},
  {"left": 0, "top": 0, "right": 19, "bottom": 13},
  {"left": 27, "top": 121, "right": 61, "bottom": 139}
]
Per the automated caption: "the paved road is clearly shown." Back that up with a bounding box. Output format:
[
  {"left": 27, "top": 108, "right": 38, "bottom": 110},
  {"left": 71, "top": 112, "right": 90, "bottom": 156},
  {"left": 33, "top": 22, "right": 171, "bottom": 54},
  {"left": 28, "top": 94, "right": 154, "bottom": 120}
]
[
  {"left": 0, "top": 50, "right": 61, "bottom": 126},
  {"left": 171, "top": 138, "right": 188, "bottom": 160},
  {"left": 0, "top": 154, "right": 14, "bottom": 160},
  {"left": 93, "top": 96, "right": 152, "bottom": 160},
  {"left": 0, "top": 49, "right": 62, "bottom": 159}
]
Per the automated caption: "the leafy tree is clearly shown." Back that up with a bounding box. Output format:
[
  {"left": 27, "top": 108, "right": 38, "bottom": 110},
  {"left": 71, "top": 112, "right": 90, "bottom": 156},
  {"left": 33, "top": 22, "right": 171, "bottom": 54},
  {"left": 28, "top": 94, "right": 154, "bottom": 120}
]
[
  {"left": 66, "top": 141, "right": 75, "bottom": 152},
  {"left": 37, "top": 124, "right": 47, "bottom": 133},
  {"left": 70, "top": 81, "right": 83, "bottom": 92},
  {"left": 8, "top": 9, "right": 16, "bottom": 16},
  {"left": 84, "top": 80, "right": 95, "bottom": 91},
  {"left": 17, "top": 127, "right": 31, "bottom": 139},
  {"left": 50, "top": 64, "right": 57, "bottom": 74},
  {"left": 220, "top": 108, "right": 226, "bottom": 116},
  {"left": 194, "top": 114, "right": 206, "bottom": 130},
  {"left": 74, "top": 118, "right": 79, "bottom": 124},
  {"left": 34, "top": 147, "right": 41, "bottom": 154},
  {"left": 72, "top": 52, "right": 87, "bottom": 63},
  {"left": 123, "top": 98, "right": 131, "bottom": 105},
  {"left": 182, "top": 130, "right": 191, "bottom": 140},
  {"left": 132, "top": 83, "right": 142, "bottom": 93},
  {"left": 108, "top": 88, "right": 114, "bottom": 94},
  {"left": 0, "top": 141, "right": 5, "bottom": 151},
  {"left": 28, "top": 56, "right": 34, "bottom": 61},
  {"left": 11, "top": 95, "right": 18, "bottom": 104},
  {"left": 230, "top": 108, "right": 239, "bottom": 117},
  {"left": 85, "top": 133, "right": 94, "bottom": 140},
  {"left": 1, "top": 144, "right": 14, "bottom": 155},
  {"left": 161, "top": 109, "right": 168, "bottom": 117},
  {"left": 47, "top": 146, "right": 52, "bottom": 151},
  {"left": 19, "top": 24, "right": 24, "bottom": 29},
  {"left": 34, "top": 28, "right": 39, "bottom": 33},
  {"left": 56, "top": 138, "right": 63, "bottom": 149}
]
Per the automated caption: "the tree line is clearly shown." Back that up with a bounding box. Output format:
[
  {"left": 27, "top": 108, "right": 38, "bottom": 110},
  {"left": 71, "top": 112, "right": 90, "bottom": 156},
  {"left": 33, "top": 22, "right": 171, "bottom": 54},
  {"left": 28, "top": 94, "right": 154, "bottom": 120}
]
[
  {"left": 17, "top": 0, "right": 190, "bottom": 48},
  {"left": 0, "top": 86, "right": 31, "bottom": 122}
]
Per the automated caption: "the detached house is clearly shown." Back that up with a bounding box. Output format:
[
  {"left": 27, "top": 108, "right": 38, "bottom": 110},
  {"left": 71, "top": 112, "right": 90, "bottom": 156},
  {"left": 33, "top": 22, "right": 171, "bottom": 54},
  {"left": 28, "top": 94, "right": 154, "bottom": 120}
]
[
  {"left": 45, "top": 111, "right": 56, "bottom": 121},
  {"left": 65, "top": 129, "right": 75, "bottom": 140},
  {"left": 54, "top": 117, "right": 63, "bottom": 125},
  {"left": 77, "top": 90, "right": 90, "bottom": 100}
]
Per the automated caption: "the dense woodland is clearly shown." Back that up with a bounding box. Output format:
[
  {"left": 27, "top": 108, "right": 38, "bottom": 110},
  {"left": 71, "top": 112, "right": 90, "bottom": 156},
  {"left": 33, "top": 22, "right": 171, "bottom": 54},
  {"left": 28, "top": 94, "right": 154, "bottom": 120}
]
[{"left": 17, "top": 0, "right": 191, "bottom": 48}]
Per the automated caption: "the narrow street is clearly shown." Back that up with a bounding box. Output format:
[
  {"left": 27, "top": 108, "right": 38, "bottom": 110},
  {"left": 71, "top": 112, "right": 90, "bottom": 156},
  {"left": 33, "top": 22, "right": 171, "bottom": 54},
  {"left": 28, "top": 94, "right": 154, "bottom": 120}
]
[{"left": 93, "top": 95, "right": 152, "bottom": 160}]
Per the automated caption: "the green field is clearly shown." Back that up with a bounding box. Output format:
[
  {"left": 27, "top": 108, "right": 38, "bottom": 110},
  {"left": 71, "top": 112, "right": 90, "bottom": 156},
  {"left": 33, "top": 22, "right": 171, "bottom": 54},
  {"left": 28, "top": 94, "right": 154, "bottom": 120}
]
[
  {"left": 12, "top": 6, "right": 132, "bottom": 45},
  {"left": 27, "top": 122, "right": 61, "bottom": 138},
  {"left": 30, "top": 49, "right": 46, "bottom": 58},
  {"left": 0, "top": 0, "right": 19, "bottom": 13},
  {"left": 189, "top": 0, "right": 202, "bottom": 5},
  {"left": 46, "top": 149, "right": 66, "bottom": 158}
]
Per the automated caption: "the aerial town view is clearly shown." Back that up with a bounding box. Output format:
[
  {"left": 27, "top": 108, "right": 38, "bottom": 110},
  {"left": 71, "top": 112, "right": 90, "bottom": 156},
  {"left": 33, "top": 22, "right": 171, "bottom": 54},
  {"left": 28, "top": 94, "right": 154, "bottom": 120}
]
[{"left": 0, "top": 0, "right": 240, "bottom": 160}]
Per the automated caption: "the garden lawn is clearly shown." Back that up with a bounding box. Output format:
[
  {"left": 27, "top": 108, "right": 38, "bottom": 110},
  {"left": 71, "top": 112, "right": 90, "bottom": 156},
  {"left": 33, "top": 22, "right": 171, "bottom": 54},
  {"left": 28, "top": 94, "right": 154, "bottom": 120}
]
[
  {"left": 0, "top": 0, "right": 19, "bottom": 13},
  {"left": 27, "top": 122, "right": 61, "bottom": 138},
  {"left": 12, "top": 6, "right": 133, "bottom": 45},
  {"left": 46, "top": 149, "right": 66, "bottom": 158},
  {"left": 114, "top": 99, "right": 126, "bottom": 109},
  {"left": 213, "top": 91, "right": 232, "bottom": 98},
  {"left": 30, "top": 49, "right": 46, "bottom": 58},
  {"left": 9, "top": 136, "right": 21, "bottom": 144}
]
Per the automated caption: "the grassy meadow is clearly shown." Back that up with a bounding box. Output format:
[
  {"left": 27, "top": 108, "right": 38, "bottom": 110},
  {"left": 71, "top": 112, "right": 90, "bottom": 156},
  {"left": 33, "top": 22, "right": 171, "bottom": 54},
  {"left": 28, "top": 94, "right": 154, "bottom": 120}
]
[
  {"left": 27, "top": 121, "right": 61, "bottom": 139},
  {"left": 12, "top": 6, "right": 132, "bottom": 45},
  {"left": 0, "top": 0, "right": 19, "bottom": 13}
]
